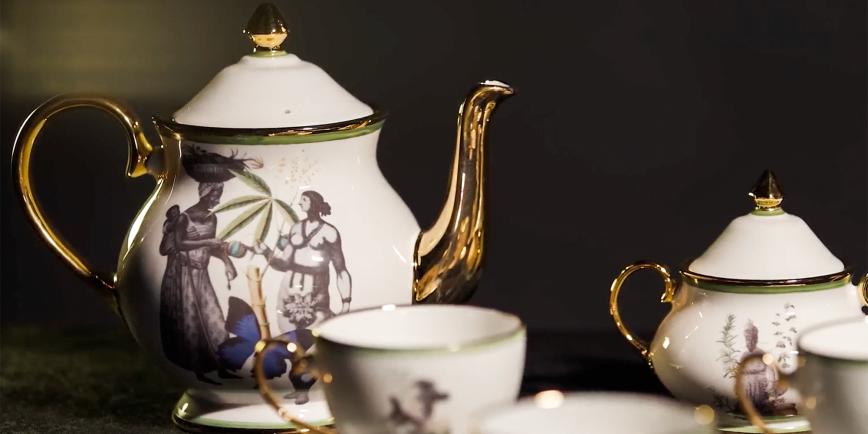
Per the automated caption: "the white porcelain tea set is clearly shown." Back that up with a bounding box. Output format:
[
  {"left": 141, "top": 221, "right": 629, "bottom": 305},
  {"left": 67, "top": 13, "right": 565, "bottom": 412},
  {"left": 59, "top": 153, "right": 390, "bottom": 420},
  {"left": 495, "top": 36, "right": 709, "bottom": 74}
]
[{"left": 10, "top": 3, "right": 867, "bottom": 434}]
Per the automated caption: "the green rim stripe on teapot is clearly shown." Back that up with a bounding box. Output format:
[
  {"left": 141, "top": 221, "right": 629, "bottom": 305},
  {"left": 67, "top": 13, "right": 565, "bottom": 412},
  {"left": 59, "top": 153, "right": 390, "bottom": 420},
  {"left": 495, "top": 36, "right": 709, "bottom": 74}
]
[
  {"left": 176, "top": 121, "right": 384, "bottom": 145},
  {"left": 153, "top": 109, "right": 388, "bottom": 145}
]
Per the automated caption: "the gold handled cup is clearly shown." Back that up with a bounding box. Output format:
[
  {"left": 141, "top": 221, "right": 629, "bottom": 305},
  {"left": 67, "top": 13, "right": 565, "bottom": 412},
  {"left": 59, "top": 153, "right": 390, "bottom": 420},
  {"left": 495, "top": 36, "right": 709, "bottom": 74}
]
[{"left": 254, "top": 305, "right": 526, "bottom": 434}]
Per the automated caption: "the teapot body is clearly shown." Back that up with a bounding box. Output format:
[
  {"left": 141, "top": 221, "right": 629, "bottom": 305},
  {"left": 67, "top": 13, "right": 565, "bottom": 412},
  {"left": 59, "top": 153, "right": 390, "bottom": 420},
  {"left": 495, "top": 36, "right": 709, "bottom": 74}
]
[
  {"left": 118, "top": 122, "right": 420, "bottom": 395},
  {"left": 648, "top": 278, "right": 861, "bottom": 423},
  {"left": 13, "top": 79, "right": 513, "bottom": 430}
]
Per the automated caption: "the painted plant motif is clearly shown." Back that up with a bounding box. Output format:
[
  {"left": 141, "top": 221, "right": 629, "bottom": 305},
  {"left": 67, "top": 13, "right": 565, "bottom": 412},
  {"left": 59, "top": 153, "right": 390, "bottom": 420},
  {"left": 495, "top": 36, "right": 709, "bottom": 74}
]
[
  {"left": 717, "top": 314, "right": 741, "bottom": 379},
  {"left": 771, "top": 303, "right": 798, "bottom": 370},
  {"left": 251, "top": 190, "right": 353, "bottom": 404},
  {"left": 713, "top": 304, "right": 798, "bottom": 416},
  {"left": 161, "top": 145, "right": 352, "bottom": 395},
  {"left": 276, "top": 149, "right": 319, "bottom": 189},
  {"left": 387, "top": 380, "right": 450, "bottom": 434}
]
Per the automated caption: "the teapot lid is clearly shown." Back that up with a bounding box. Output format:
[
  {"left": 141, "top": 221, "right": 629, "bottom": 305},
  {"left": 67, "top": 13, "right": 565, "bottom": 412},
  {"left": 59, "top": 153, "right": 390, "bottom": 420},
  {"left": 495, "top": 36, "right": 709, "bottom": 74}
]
[
  {"left": 687, "top": 170, "right": 845, "bottom": 280},
  {"left": 172, "top": 3, "right": 373, "bottom": 128}
]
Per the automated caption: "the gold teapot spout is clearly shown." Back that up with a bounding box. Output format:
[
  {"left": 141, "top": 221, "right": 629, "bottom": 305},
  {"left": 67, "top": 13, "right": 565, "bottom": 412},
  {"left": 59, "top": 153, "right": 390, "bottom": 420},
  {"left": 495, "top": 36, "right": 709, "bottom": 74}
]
[{"left": 413, "top": 81, "right": 514, "bottom": 303}]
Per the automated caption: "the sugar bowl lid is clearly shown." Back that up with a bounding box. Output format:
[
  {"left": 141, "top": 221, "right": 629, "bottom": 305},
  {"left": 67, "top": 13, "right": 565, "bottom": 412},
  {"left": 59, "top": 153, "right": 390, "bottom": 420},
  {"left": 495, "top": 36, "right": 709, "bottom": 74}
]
[
  {"left": 687, "top": 170, "right": 846, "bottom": 281},
  {"left": 172, "top": 3, "right": 373, "bottom": 129}
]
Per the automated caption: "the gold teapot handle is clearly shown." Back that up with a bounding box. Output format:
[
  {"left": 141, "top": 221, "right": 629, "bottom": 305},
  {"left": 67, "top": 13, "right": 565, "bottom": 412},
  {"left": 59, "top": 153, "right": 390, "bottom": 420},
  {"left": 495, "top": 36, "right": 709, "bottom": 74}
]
[
  {"left": 11, "top": 95, "right": 156, "bottom": 311},
  {"left": 735, "top": 353, "right": 791, "bottom": 434},
  {"left": 253, "top": 339, "right": 337, "bottom": 434},
  {"left": 608, "top": 261, "right": 677, "bottom": 363}
]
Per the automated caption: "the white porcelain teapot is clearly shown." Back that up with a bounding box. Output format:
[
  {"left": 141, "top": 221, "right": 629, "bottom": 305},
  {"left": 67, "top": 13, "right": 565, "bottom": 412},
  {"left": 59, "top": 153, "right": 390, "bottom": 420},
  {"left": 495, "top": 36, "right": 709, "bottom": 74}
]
[
  {"left": 11, "top": 4, "right": 513, "bottom": 432},
  {"left": 609, "top": 170, "right": 867, "bottom": 433}
]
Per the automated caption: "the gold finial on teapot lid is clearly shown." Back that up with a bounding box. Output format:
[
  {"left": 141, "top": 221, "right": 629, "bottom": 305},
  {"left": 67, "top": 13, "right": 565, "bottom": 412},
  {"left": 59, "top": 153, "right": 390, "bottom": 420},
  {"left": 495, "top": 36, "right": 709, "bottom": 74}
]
[
  {"left": 749, "top": 169, "right": 784, "bottom": 212},
  {"left": 244, "top": 3, "right": 288, "bottom": 53}
]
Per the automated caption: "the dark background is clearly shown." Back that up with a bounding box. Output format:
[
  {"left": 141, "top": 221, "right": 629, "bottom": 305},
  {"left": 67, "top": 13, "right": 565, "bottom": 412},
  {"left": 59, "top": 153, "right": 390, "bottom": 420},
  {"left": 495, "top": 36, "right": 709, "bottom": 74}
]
[{"left": 2, "top": 0, "right": 866, "bottom": 342}]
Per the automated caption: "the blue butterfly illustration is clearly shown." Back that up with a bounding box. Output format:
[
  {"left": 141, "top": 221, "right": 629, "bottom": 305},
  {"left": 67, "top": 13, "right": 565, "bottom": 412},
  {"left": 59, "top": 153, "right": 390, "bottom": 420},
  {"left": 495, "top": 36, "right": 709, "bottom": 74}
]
[{"left": 218, "top": 296, "right": 315, "bottom": 379}]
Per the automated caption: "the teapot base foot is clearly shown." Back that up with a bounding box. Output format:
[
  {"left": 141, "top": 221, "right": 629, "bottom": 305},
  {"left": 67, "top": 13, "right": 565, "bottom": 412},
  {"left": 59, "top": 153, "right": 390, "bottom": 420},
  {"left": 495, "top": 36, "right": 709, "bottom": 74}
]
[
  {"left": 172, "top": 390, "right": 333, "bottom": 433},
  {"left": 717, "top": 412, "right": 810, "bottom": 433}
]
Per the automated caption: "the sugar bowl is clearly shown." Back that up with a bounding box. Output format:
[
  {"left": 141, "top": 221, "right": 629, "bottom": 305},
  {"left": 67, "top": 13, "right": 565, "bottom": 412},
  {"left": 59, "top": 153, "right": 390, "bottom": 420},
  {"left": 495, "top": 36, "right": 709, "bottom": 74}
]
[{"left": 609, "top": 170, "right": 865, "bottom": 432}]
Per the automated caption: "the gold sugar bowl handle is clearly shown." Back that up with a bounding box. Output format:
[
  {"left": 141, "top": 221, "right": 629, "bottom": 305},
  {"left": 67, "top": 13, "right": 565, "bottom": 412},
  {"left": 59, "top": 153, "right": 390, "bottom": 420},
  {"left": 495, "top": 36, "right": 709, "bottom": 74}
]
[
  {"left": 11, "top": 95, "right": 156, "bottom": 312},
  {"left": 608, "top": 261, "right": 677, "bottom": 363}
]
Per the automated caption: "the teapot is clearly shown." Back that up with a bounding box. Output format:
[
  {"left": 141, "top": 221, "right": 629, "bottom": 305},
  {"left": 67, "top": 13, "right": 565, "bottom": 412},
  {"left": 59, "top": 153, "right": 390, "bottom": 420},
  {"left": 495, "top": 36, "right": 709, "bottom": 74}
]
[
  {"left": 608, "top": 170, "right": 866, "bottom": 433},
  {"left": 11, "top": 4, "right": 513, "bottom": 432}
]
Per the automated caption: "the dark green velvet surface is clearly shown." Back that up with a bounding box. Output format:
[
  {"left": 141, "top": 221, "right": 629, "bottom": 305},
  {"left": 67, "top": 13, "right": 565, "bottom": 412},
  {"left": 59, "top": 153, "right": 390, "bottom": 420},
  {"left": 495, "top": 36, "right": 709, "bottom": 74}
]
[
  {"left": 1, "top": 327, "right": 180, "bottom": 433},
  {"left": 0, "top": 327, "right": 780, "bottom": 433},
  {"left": 0, "top": 327, "right": 664, "bottom": 433}
]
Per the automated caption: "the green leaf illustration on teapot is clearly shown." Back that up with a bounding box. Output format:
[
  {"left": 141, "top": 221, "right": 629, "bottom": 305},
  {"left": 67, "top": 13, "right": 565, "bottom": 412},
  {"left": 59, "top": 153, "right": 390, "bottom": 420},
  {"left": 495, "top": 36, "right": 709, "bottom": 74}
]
[
  {"left": 209, "top": 195, "right": 269, "bottom": 215},
  {"left": 253, "top": 202, "right": 273, "bottom": 243},
  {"left": 218, "top": 200, "right": 270, "bottom": 240},
  {"left": 212, "top": 168, "right": 299, "bottom": 242},
  {"left": 229, "top": 168, "right": 271, "bottom": 195},
  {"left": 273, "top": 198, "right": 299, "bottom": 223}
]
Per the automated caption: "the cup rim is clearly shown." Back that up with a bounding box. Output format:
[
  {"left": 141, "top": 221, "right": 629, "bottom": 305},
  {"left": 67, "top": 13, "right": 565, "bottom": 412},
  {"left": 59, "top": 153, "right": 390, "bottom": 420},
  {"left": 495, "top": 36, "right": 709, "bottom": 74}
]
[
  {"left": 312, "top": 304, "right": 526, "bottom": 353},
  {"left": 797, "top": 315, "right": 868, "bottom": 364}
]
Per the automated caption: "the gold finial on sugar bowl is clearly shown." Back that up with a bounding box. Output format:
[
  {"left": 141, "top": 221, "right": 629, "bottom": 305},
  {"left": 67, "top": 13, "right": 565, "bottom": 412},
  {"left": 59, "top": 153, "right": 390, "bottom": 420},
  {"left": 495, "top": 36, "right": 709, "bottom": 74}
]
[
  {"left": 244, "top": 3, "right": 288, "bottom": 53},
  {"left": 749, "top": 169, "right": 784, "bottom": 212}
]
